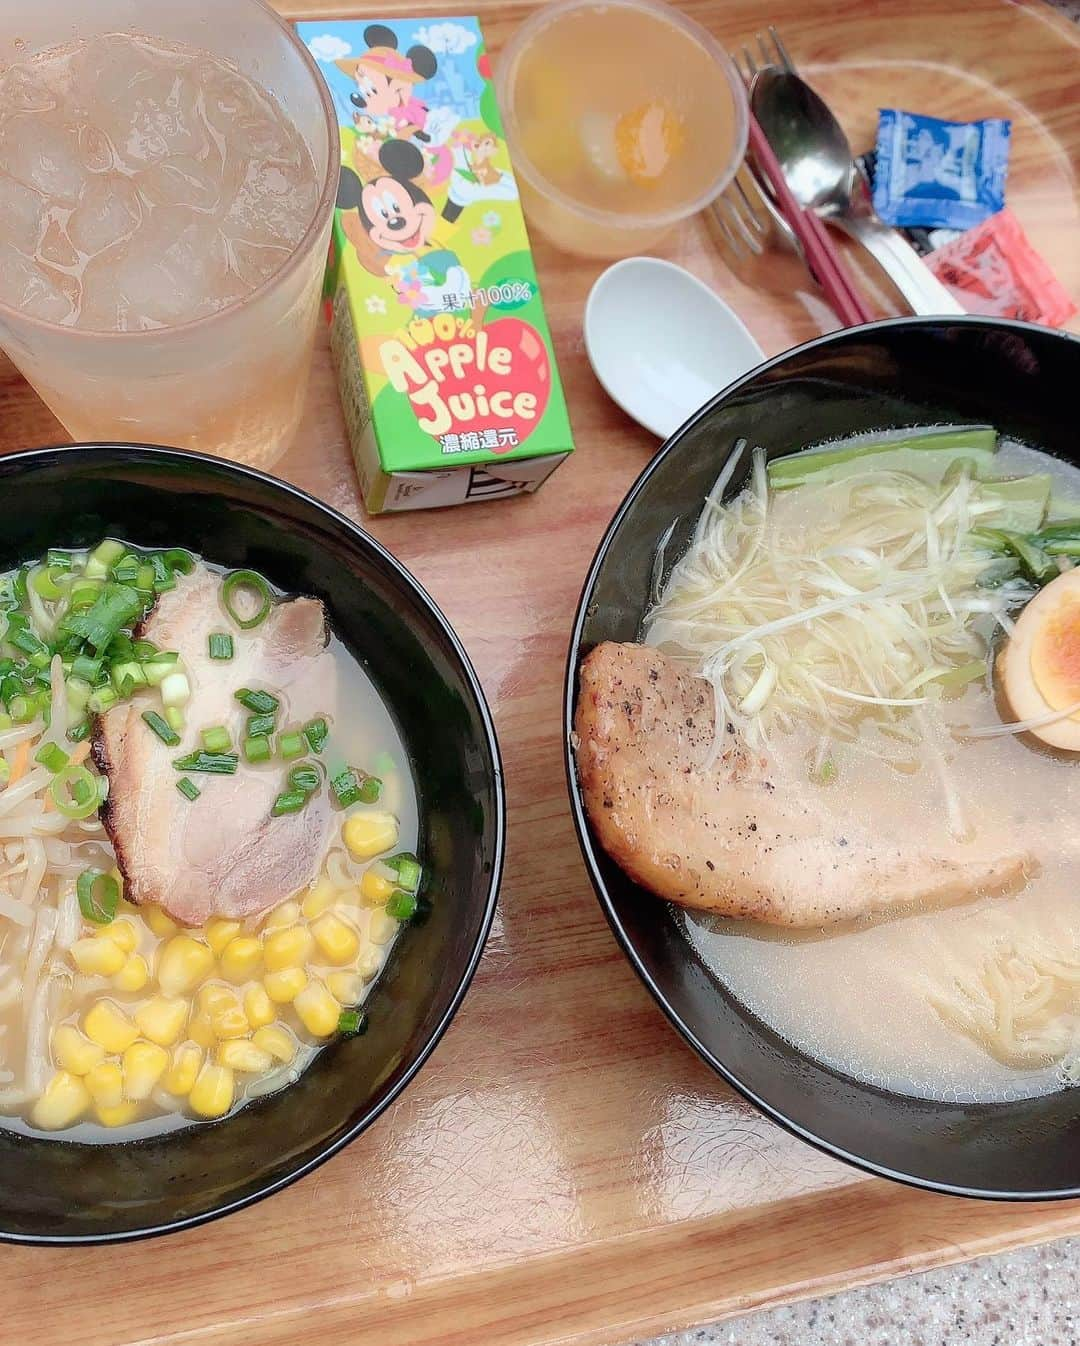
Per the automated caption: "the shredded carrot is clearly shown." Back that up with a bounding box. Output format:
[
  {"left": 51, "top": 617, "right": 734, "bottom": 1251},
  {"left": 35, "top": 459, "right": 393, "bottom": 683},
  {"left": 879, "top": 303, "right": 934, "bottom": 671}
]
[{"left": 9, "top": 740, "right": 29, "bottom": 785}]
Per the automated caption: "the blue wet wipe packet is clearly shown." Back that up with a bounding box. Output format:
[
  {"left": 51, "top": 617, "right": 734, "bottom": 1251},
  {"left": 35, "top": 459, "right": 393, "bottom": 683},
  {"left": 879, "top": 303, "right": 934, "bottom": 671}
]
[{"left": 873, "top": 109, "right": 1011, "bottom": 230}]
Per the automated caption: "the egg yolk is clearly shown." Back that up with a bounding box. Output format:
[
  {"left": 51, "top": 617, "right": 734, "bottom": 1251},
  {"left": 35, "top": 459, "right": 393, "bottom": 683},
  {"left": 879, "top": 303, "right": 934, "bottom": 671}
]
[{"left": 1030, "top": 596, "right": 1080, "bottom": 713}]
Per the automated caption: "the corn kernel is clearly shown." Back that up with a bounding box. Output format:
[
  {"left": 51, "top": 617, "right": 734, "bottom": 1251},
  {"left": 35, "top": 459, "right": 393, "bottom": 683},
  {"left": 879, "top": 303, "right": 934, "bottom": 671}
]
[
  {"left": 220, "top": 936, "right": 262, "bottom": 982},
  {"left": 134, "top": 995, "right": 188, "bottom": 1047},
  {"left": 343, "top": 812, "right": 398, "bottom": 861},
  {"left": 359, "top": 868, "right": 394, "bottom": 906},
  {"left": 96, "top": 1100, "right": 140, "bottom": 1127},
  {"left": 53, "top": 1023, "right": 105, "bottom": 1076},
  {"left": 264, "top": 966, "right": 307, "bottom": 1004},
  {"left": 101, "top": 918, "right": 138, "bottom": 954},
  {"left": 301, "top": 876, "right": 337, "bottom": 920},
  {"left": 293, "top": 980, "right": 340, "bottom": 1037},
  {"left": 189, "top": 1064, "right": 234, "bottom": 1119},
  {"left": 264, "top": 925, "right": 314, "bottom": 972},
  {"left": 70, "top": 936, "right": 126, "bottom": 977},
  {"left": 311, "top": 913, "right": 360, "bottom": 965},
  {"left": 122, "top": 1040, "right": 169, "bottom": 1100},
  {"left": 163, "top": 1043, "right": 202, "bottom": 1096},
  {"left": 211, "top": 1003, "right": 249, "bottom": 1040},
  {"left": 144, "top": 905, "right": 177, "bottom": 939},
  {"left": 252, "top": 1024, "right": 296, "bottom": 1063},
  {"left": 84, "top": 1000, "right": 138, "bottom": 1053},
  {"left": 326, "top": 971, "right": 362, "bottom": 1005},
  {"left": 113, "top": 954, "right": 149, "bottom": 993},
  {"left": 189, "top": 1014, "right": 216, "bottom": 1049},
  {"left": 368, "top": 909, "right": 399, "bottom": 946},
  {"left": 264, "top": 900, "right": 299, "bottom": 932},
  {"left": 196, "top": 983, "right": 235, "bottom": 1016},
  {"left": 243, "top": 984, "right": 275, "bottom": 1028},
  {"left": 85, "top": 1060, "right": 124, "bottom": 1108},
  {"left": 216, "top": 1039, "right": 273, "bottom": 1073},
  {"left": 205, "top": 918, "right": 242, "bottom": 957},
  {"left": 157, "top": 935, "right": 214, "bottom": 995},
  {"left": 31, "top": 1072, "right": 90, "bottom": 1130},
  {"left": 356, "top": 945, "right": 383, "bottom": 980}
]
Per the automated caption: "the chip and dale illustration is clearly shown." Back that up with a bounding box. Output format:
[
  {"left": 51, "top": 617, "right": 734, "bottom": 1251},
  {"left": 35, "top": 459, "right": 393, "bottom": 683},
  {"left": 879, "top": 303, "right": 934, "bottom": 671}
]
[{"left": 333, "top": 24, "right": 519, "bottom": 315}]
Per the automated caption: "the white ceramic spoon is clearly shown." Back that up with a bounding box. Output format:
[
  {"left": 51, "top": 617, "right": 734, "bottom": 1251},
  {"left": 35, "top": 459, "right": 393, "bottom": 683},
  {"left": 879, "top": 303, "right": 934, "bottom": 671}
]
[{"left": 584, "top": 257, "right": 766, "bottom": 440}]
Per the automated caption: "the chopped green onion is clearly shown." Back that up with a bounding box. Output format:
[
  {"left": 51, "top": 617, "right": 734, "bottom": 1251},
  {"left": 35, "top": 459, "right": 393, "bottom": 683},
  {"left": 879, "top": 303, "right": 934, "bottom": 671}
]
[
  {"left": 330, "top": 768, "right": 362, "bottom": 808},
  {"left": 12, "top": 569, "right": 28, "bottom": 605},
  {"left": 289, "top": 763, "right": 321, "bottom": 795},
  {"left": 165, "top": 549, "right": 196, "bottom": 576},
  {"left": 384, "top": 852, "right": 421, "bottom": 892},
  {"left": 34, "top": 742, "right": 69, "bottom": 773},
  {"left": 271, "top": 789, "right": 307, "bottom": 816},
  {"left": 8, "top": 694, "right": 37, "bottom": 724},
  {"left": 87, "top": 685, "right": 119, "bottom": 715},
  {"left": 165, "top": 707, "right": 184, "bottom": 734},
  {"left": 176, "top": 777, "right": 200, "bottom": 802},
  {"left": 143, "top": 710, "right": 181, "bottom": 746},
  {"left": 65, "top": 677, "right": 92, "bottom": 714},
  {"left": 149, "top": 552, "right": 175, "bottom": 593},
  {"left": 386, "top": 890, "right": 418, "bottom": 921},
  {"left": 63, "top": 582, "right": 144, "bottom": 652},
  {"left": 77, "top": 868, "right": 119, "bottom": 924},
  {"left": 235, "top": 687, "right": 279, "bottom": 715},
  {"left": 222, "top": 570, "right": 272, "bottom": 630},
  {"left": 67, "top": 719, "right": 91, "bottom": 744},
  {"left": 279, "top": 730, "right": 304, "bottom": 761},
  {"left": 358, "top": 775, "right": 382, "bottom": 804},
  {"left": 132, "top": 639, "right": 157, "bottom": 662},
  {"left": 29, "top": 565, "right": 66, "bottom": 600},
  {"left": 111, "top": 660, "right": 148, "bottom": 696},
  {"left": 111, "top": 554, "right": 141, "bottom": 585},
  {"left": 143, "top": 653, "right": 180, "bottom": 687},
  {"left": 85, "top": 539, "right": 127, "bottom": 580},
  {"left": 70, "top": 652, "right": 103, "bottom": 684},
  {"left": 208, "top": 632, "right": 234, "bottom": 661},
  {"left": 172, "top": 750, "right": 239, "bottom": 775},
  {"left": 51, "top": 764, "right": 100, "bottom": 819},
  {"left": 337, "top": 1008, "right": 366, "bottom": 1035},
  {"left": 303, "top": 717, "right": 329, "bottom": 754},
  {"left": 11, "top": 627, "right": 50, "bottom": 664},
  {"left": 68, "top": 579, "right": 103, "bottom": 610},
  {"left": 0, "top": 759, "right": 8, "bottom": 782},
  {"left": 160, "top": 670, "right": 190, "bottom": 708},
  {"left": 243, "top": 734, "right": 272, "bottom": 764},
  {"left": 201, "top": 725, "right": 231, "bottom": 754},
  {"left": 46, "top": 549, "right": 73, "bottom": 572},
  {"left": 246, "top": 712, "right": 275, "bottom": 738}
]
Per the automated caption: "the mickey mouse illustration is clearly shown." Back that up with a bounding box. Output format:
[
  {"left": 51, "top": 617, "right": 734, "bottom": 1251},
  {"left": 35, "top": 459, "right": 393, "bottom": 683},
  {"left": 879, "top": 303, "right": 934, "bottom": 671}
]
[
  {"left": 335, "top": 25, "right": 437, "bottom": 144},
  {"left": 337, "top": 140, "right": 471, "bottom": 312}
]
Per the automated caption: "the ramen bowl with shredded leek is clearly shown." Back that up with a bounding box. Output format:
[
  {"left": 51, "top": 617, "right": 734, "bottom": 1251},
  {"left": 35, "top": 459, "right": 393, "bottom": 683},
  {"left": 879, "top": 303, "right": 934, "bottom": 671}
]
[
  {"left": 0, "top": 444, "right": 502, "bottom": 1243},
  {"left": 567, "top": 315, "right": 1080, "bottom": 1200}
]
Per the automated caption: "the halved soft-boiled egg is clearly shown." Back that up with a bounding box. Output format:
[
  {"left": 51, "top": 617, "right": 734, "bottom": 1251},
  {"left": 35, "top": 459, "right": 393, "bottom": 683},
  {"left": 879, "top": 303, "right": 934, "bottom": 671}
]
[{"left": 1000, "top": 567, "right": 1080, "bottom": 750}]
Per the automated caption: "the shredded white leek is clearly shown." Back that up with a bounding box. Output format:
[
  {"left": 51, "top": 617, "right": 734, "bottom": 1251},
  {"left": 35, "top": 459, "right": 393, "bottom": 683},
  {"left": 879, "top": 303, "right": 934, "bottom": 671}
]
[{"left": 645, "top": 456, "right": 1034, "bottom": 763}]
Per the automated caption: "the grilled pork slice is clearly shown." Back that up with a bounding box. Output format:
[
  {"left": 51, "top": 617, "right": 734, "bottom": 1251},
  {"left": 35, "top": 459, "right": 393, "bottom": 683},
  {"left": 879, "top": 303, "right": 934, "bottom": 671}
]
[
  {"left": 573, "top": 642, "right": 1032, "bottom": 927},
  {"left": 95, "top": 567, "right": 336, "bottom": 926}
]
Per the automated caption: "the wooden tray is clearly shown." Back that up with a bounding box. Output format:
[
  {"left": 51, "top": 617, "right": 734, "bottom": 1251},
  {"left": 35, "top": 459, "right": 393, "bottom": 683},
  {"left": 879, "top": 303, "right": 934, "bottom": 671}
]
[{"left": 2, "top": 1, "right": 1079, "bottom": 1342}]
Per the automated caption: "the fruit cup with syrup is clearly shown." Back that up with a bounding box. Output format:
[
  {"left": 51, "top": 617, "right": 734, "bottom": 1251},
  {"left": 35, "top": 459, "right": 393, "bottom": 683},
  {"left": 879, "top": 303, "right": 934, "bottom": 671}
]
[{"left": 496, "top": 0, "right": 748, "bottom": 258}]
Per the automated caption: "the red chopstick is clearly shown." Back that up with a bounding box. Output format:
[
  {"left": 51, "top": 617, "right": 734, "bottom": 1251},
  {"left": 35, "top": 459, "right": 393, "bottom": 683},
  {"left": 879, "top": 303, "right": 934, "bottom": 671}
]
[{"left": 745, "top": 115, "right": 873, "bottom": 327}]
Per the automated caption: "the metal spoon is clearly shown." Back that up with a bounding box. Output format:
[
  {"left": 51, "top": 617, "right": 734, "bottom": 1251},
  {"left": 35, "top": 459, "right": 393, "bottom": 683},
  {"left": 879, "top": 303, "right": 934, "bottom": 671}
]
[{"left": 749, "top": 66, "right": 964, "bottom": 315}]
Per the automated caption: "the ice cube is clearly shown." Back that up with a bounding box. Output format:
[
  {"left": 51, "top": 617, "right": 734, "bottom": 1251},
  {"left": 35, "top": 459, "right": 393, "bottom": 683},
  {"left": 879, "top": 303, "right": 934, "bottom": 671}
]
[
  {"left": 38, "top": 220, "right": 78, "bottom": 269},
  {"left": 77, "top": 123, "right": 115, "bottom": 174},
  {"left": 0, "top": 113, "right": 87, "bottom": 205},
  {"left": 136, "top": 155, "right": 223, "bottom": 212},
  {"left": 67, "top": 173, "right": 143, "bottom": 255},
  {"left": 222, "top": 157, "right": 317, "bottom": 250},
  {"left": 225, "top": 237, "right": 291, "bottom": 290},
  {"left": 79, "top": 206, "right": 242, "bottom": 330},
  {"left": 0, "top": 173, "right": 47, "bottom": 255},
  {"left": 0, "top": 243, "right": 77, "bottom": 324},
  {"left": 0, "top": 65, "right": 58, "bottom": 113}
]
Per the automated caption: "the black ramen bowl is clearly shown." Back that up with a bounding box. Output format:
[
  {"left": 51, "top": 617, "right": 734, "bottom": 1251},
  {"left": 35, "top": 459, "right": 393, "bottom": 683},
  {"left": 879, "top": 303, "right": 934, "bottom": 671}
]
[
  {"left": 565, "top": 316, "right": 1080, "bottom": 1200},
  {"left": 0, "top": 444, "right": 504, "bottom": 1243}
]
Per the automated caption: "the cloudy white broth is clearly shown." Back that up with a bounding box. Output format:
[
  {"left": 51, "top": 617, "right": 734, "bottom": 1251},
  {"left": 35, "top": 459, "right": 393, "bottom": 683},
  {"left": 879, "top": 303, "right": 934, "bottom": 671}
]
[{"left": 0, "top": 540, "right": 421, "bottom": 1139}]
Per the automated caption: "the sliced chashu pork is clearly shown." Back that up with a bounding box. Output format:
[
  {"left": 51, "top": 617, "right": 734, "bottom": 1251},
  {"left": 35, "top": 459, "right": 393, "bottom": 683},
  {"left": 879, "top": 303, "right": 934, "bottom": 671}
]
[
  {"left": 574, "top": 641, "right": 1033, "bottom": 927},
  {"left": 94, "top": 566, "right": 336, "bottom": 926}
]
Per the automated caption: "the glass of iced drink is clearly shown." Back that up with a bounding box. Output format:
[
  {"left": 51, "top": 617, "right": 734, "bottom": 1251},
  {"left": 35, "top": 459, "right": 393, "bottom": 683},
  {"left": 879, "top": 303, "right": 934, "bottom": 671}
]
[{"left": 0, "top": 0, "right": 339, "bottom": 468}]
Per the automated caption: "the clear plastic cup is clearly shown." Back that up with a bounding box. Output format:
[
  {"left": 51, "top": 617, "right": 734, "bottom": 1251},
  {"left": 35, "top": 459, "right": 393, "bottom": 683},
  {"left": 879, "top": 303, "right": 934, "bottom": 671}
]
[
  {"left": 0, "top": 0, "right": 339, "bottom": 469},
  {"left": 496, "top": 0, "right": 748, "bottom": 259}
]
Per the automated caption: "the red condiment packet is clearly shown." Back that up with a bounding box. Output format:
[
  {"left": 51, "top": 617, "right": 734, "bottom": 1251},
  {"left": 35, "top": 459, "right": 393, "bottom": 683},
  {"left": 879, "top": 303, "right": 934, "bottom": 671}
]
[{"left": 925, "top": 209, "right": 1077, "bottom": 327}]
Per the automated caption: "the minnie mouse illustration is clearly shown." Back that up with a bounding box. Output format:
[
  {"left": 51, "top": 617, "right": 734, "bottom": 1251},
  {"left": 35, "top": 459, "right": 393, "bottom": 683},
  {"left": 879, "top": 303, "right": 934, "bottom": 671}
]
[
  {"left": 337, "top": 140, "right": 471, "bottom": 313},
  {"left": 336, "top": 25, "right": 452, "bottom": 184}
]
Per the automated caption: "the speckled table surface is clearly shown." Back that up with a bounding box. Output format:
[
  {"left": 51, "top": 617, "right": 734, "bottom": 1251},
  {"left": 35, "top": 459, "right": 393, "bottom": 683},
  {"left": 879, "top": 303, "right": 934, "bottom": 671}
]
[{"left": 633, "top": 2, "right": 1080, "bottom": 1343}]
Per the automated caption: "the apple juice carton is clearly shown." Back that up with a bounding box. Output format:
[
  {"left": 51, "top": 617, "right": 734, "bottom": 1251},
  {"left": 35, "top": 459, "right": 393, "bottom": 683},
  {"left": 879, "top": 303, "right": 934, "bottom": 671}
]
[{"left": 299, "top": 17, "right": 575, "bottom": 513}]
